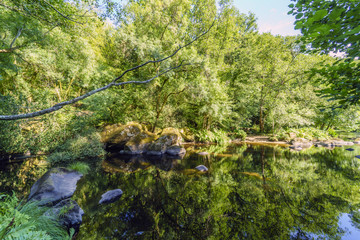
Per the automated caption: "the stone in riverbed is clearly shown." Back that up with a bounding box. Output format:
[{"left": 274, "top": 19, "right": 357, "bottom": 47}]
[
  {"left": 46, "top": 198, "right": 84, "bottom": 232},
  {"left": 166, "top": 145, "right": 186, "bottom": 156},
  {"left": 27, "top": 167, "right": 83, "bottom": 205},
  {"left": 99, "top": 189, "right": 123, "bottom": 205},
  {"left": 195, "top": 165, "right": 208, "bottom": 172},
  {"left": 198, "top": 152, "right": 209, "bottom": 156}
]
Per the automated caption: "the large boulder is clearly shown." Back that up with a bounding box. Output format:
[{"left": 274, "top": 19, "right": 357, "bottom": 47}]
[
  {"left": 46, "top": 199, "right": 84, "bottom": 232},
  {"left": 101, "top": 122, "right": 148, "bottom": 151},
  {"left": 28, "top": 168, "right": 84, "bottom": 233},
  {"left": 27, "top": 168, "right": 83, "bottom": 205},
  {"left": 123, "top": 131, "right": 157, "bottom": 154},
  {"left": 147, "top": 128, "right": 183, "bottom": 155}
]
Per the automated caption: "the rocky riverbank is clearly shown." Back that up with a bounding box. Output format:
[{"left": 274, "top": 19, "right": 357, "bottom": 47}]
[{"left": 243, "top": 135, "right": 359, "bottom": 151}]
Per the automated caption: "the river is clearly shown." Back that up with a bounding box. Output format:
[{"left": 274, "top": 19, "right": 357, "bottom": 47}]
[{"left": 1, "top": 143, "right": 360, "bottom": 239}]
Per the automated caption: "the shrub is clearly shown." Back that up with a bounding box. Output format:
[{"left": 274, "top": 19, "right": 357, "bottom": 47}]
[
  {"left": 327, "top": 128, "right": 338, "bottom": 138},
  {"left": 47, "top": 130, "right": 105, "bottom": 164},
  {"left": 0, "top": 193, "right": 72, "bottom": 240},
  {"left": 194, "top": 129, "right": 230, "bottom": 145},
  {"left": 233, "top": 129, "right": 247, "bottom": 141}
]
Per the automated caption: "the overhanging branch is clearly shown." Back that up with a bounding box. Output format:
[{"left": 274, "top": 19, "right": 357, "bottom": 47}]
[{"left": 0, "top": 20, "right": 214, "bottom": 121}]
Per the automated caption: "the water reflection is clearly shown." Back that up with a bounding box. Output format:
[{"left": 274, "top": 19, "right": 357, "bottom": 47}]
[
  {"left": 73, "top": 144, "right": 360, "bottom": 239},
  {"left": 2, "top": 144, "right": 360, "bottom": 239}
]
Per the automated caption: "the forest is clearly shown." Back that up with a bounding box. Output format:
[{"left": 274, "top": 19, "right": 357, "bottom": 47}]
[
  {"left": 0, "top": 0, "right": 360, "bottom": 239},
  {"left": 0, "top": 0, "right": 359, "bottom": 155}
]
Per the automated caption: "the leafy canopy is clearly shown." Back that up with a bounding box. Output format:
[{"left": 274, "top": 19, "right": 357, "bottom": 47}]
[{"left": 288, "top": 0, "right": 360, "bottom": 105}]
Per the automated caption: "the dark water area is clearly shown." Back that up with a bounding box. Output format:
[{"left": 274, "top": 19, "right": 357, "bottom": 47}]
[{"left": 2, "top": 144, "right": 360, "bottom": 239}]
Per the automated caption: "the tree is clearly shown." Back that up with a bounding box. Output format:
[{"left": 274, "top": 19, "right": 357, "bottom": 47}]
[
  {"left": 0, "top": 0, "right": 215, "bottom": 121},
  {"left": 288, "top": 0, "right": 360, "bottom": 105}
]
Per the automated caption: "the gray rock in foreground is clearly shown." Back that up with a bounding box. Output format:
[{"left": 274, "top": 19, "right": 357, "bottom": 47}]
[
  {"left": 99, "top": 189, "right": 123, "bottom": 205},
  {"left": 195, "top": 165, "right": 208, "bottom": 172},
  {"left": 46, "top": 198, "right": 84, "bottom": 232},
  {"left": 27, "top": 167, "right": 83, "bottom": 205}
]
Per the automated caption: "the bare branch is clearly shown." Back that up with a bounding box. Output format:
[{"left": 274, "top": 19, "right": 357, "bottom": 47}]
[
  {"left": 112, "top": 20, "right": 215, "bottom": 83},
  {"left": 43, "top": 0, "right": 84, "bottom": 25},
  {"left": 0, "top": 63, "right": 188, "bottom": 120},
  {"left": 10, "top": 28, "right": 23, "bottom": 48},
  {"left": 0, "top": 21, "right": 214, "bottom": 121}
]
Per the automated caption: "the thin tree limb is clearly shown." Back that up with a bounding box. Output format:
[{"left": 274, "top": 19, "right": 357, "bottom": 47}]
[
  {"left": 0, "top": 63, "right": 188, "bottom": 120},
  {"left": 9, "top": 28, "right": 23, "bottom": 48},
  {"left": 0, "top": 20, "right": 214, "bottom": 121},
  {"left": 43, "top": 0, "right": 84, "bottom": 25}
]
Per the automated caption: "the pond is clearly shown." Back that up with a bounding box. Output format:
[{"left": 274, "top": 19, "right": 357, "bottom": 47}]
[{"left": 1, "top": 143, "right": 360, "bottom": 239}]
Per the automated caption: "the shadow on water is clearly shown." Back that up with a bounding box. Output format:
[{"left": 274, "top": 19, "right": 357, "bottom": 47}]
[{"left": 2, "top": 144, "right": 360, "bottom": 239}]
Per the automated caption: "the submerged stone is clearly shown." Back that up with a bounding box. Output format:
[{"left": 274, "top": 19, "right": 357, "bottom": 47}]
[
  {"left": 195, "top": 165, "right": 208, "bottom": 172},
  {"left": 99, "top": 189, "right": 123, "bottom": 205},
  {"left": 27, "top": 167, "right": 83, "bottom": 205}
]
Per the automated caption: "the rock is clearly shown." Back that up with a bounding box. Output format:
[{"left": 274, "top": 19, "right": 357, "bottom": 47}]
[
  {"left": 46, "top": 199, "right": 84, "bottom": 232},
  {"left": 179, "top": 128, "right": 195, "bottom": 142},
  {"left": 195, "top": 165, "right": 208, "bottom": 172},
  {"left": 27, "top": 168, "right": 83, "bottom": 205},
  {"left": 99, "top": 189, "right": 123, "bottom": 205},
  {"left": 165, "top": 145, "right": 186, "bottom": 156},
  {"left": 101, "top": 122, "right": 151, "bottom": 151},
  {"left": 146, "top": 128, "right": 183, "bottom": 155},
  {"left": 354, "top": 141, "right": 360, "bottom": 144},
  {"left": 346, "top": 148, "right": 355, "bottom": 151},
  {"left": 289, "top": 145, "right": 302, "bottom": 151},
  {"left": 198, "top": 152, "right": 209, "bottom": 155},
  {"left": 290, "top": 139, "right": 312, "bottom": 149},
  {"left": 124, "top": 131, "right": 156, "bottom": 154}
]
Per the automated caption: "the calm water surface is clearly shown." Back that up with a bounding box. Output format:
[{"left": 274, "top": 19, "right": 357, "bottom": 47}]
[{"left": 1, "top": 143, "right": 360, "bottom": 239}]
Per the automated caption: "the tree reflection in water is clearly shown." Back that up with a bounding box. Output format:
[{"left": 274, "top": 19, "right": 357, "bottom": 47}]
[
  {"left": 3, "top": 144, "right": 360, "bottom": 239},
  {"left": 74, "top": 144, "right": 360, "bottom": 239}
]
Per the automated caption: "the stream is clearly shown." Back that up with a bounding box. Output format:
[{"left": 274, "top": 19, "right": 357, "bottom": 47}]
[{"left": 1, "top": 143, "right": 360, "bottom": 239}]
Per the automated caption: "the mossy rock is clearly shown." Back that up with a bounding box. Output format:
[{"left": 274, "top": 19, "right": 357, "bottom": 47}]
[
  {"left": 179, "top": 128, "right": 195, "bottom": 142},
  {"left": 159, "top": 128, "right": 183, "bottom": 145},
  {"left": 124, "top": 132, "right": 157, "bottom": 154},
  {"left": 101, "top": 122, "right": 150, "bottom": 151}
]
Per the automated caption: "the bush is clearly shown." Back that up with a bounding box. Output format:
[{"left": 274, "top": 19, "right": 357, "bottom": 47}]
[
  {"left": 233, "top": 129, "right": 247, "bottom": 141},
  {"left": 0, "top": 193, "right": 71, "bottom": 240},
  {"left": 194, "top": 129, "right": 230, "bottom": 145},
  {"left": 47, "top": 130, "right": 105, "bottom": 164},
  {"left": 327, "top": 128, "right": 338, "bottom": 138},
  {"left": 275, "top": 127, "right": 331, "bottom": 142}
]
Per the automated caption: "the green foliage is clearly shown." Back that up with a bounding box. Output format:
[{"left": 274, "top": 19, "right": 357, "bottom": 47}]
[
  {"left": 194, "top": 129, "right": 230, "bottom": 145},
  {"left": 47, "top": 130, "right": 104, "bottom": 164},
  {"left": 232, "top": 129, "right": 247, "bottom": 141},
  {"left": 0, "top": 193, "right": 70, "bottom": 240},
  {"left": 67, "top": 162, "right": 90, "bottom": 175},
  {"left": 327, "top": 128, "right": 338, "bottom": 138},
  {"left": 289, "top": 0, "right": 360, "bottom": 105}
]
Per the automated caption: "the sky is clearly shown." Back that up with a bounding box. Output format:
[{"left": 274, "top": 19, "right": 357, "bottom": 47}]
[{"left": 233, "top": 0, "right": 300, "bottom": 36}]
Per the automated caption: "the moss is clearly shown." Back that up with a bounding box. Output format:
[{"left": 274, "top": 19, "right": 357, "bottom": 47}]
[{"left": 179, "top": 128, "right": 195, "bottom": 142}]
